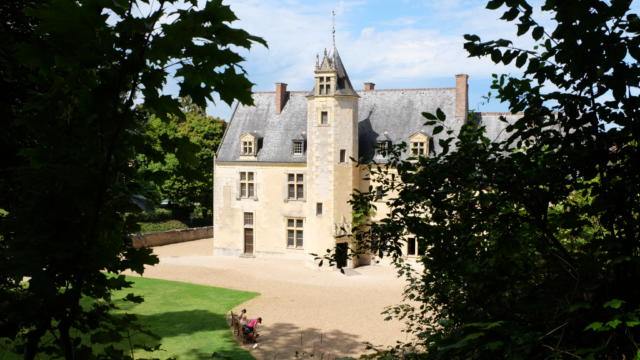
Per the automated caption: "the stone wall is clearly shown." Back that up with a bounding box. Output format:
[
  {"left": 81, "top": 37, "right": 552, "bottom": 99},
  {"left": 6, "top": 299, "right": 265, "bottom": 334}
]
[{"left": 131, "top": 226, "right": 213, "bottom": 248}]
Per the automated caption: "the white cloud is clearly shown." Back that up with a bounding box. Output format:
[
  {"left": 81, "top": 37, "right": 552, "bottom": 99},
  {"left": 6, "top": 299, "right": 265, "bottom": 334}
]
[{"left": 207, "top": 0, "right": 547, "bottom": 117}]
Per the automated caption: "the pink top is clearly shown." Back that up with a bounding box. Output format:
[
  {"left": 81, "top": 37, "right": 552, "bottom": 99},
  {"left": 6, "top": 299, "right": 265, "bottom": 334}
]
[{"left": 247, "top": 318, "right": 259, "bottom": 328}]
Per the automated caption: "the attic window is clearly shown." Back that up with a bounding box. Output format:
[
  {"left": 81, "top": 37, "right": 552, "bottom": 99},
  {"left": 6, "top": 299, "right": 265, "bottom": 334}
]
[
  {"left": 410, "top": 141, "right": 426, "bottom": 156},
  {"left": 292, "top": 140, "right": 305, "bottom": 156},
  {"left": 241, "top": 140, "right": 254, "bottom": 155},
  {"left": 375, "top": 141, "right": 391, "bottom": 157}
]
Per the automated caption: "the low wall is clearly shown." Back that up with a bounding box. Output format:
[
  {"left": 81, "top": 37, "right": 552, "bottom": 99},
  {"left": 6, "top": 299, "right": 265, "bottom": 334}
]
[{"left": 132, "top": 226, "right": 213, "bottom": 248}]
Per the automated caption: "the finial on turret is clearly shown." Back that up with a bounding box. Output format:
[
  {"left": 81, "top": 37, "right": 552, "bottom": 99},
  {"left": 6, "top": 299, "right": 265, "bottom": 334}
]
[{"left": 332, "top": 10, "right": 336, "bottom": 49}]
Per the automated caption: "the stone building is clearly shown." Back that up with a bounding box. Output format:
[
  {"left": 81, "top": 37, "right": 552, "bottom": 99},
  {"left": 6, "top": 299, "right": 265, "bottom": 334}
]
[{"left": 213, "top": 46, "right": 512, "bottom": 267}]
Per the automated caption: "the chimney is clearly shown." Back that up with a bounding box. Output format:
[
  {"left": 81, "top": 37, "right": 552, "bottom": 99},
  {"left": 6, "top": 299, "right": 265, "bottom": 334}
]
[
  {"left": 455, "top": 74, "right": 469, "bottom": 120},
  {"left": 364, "top": 82, "right": 375, "bottom": 91},
  {"left": 275, "top": 83, "right": 289, "bottom": 114}
]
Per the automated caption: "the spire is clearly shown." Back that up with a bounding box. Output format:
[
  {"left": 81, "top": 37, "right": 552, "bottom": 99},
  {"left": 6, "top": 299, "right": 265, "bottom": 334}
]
[{"left": 310, "top": 11, "right": 358, "bottom": 97}]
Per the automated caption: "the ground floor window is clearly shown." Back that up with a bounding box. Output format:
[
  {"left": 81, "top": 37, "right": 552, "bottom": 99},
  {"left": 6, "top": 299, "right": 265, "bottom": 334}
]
[
  {"left": 407, "top": 237, "right": 425, "bottom": 256},
  {"left": 286, "top": 218, "right": 303, "bottom": 248}
]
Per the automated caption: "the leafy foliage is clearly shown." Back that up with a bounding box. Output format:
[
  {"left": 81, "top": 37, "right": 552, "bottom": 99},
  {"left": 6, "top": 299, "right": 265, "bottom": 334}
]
[
  {"left": 330, "top": 1, "right": 640, "bottom": 358},
  {"left": 136, "top": 97, "right": 226, "bottom": 222},
  {"left": 0, "top": 0, "right": 264, "bottom": 358}
]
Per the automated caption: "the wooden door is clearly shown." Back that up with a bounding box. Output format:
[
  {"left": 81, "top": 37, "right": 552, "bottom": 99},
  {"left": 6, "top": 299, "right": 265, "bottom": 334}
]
[{"left": 244, "top": 228, "right": 254, "bottom": 254}]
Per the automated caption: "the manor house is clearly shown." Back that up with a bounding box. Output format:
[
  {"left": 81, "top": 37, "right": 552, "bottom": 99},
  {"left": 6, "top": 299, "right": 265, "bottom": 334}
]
[{"left": 213, "top": 46, "right": 512, "bottom": 268}]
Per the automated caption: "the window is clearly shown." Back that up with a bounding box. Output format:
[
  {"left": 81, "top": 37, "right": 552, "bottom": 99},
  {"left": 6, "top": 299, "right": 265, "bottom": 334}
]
[
  {"left": 339, "top": 149, "right": 346, "bottom": 163},
  {"left": 375, "top": 141, "right": 390, "bottom": 157},
  {"left": 286, "top": 218, "right": 304, "bottom": 248},
  {"left": 320, "top": 111, "right": 328, "bottom": 125},
  {"left": 410, "top": 141, "right": 426, "bottom": 156},
  {"left": 243, "top": 212, "right": 254, "bottom": 254},
  {"left": 239, "top": 171, "right": 255, "bottom": 198},
  {"left": 244, "top": 212, "right": 254, "bottom": 226},
  {"left": 316, "top": 202, "right": 323, "bottom": 216},
  {"left": 241, "top": 140, "right": 254, "bottom": 155},
  {"left": 374, "top": 187, "right": 384, "bottom": 201},
  {"left": 407, "top": 237, "right": 425, "bottom": 256},
  {"left": 318, "top": 76, "right": 331, "bottom": 95},
  {"left": 287, "top": 173, "right": 304, "bottom": 200},
  {"left": 292, "top": 140, "right": 305, "bottom": 156}
]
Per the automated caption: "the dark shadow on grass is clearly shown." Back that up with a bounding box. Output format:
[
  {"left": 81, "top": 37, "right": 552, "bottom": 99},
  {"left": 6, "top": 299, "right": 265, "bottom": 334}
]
[
  {"left": 252, "top": 322, "right": 364, "bottom": 359},
  {"left": 128, "top": 310, "right": 253, "bottom": 360}
]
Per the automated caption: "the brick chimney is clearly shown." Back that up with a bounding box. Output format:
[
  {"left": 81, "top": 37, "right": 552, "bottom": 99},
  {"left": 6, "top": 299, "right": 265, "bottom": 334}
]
[
  {"left": 364, "top": 82, "right": 375, "bottom": 91},
  {"left": 455, "top": 74, "right": 469, "bottom": 120},
  {"left": 275, "top": 83, "right": 289, "bottom": 114}
]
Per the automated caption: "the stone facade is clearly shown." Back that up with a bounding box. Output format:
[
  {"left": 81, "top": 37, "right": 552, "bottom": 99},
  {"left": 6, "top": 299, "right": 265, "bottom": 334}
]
[{"left": 213, "top": 47, "right": 496, "bottom": 267}]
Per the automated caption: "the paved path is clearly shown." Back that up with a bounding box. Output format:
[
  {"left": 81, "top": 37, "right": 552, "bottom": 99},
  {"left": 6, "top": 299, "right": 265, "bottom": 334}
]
[{"left": 128, "top": 239, "right": 409, "bottom": 359}]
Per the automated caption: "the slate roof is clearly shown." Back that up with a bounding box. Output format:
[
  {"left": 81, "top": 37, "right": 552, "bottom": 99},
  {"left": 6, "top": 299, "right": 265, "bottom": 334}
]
[
  {"left": 476, "top": 112, "right": 523, "bottom": 143},
  {"left": 216, "top": 88, "right": 469, "bottom": 163}
]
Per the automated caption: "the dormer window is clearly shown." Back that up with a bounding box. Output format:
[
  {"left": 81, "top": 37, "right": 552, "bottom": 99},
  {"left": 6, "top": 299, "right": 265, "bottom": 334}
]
[
  {"left": 242, "top": 140, "right": 254, "bottom": 155},
  {"left": 292, "top": 140, "right": 305, "bottom": 156},
  {"left": 410, "top": 141, "right": 425, "bottom": 156},
  {"left": 408, "top": 131, "right": 430, "bottom": 158},
  {"left": 239, "top": 132, "right": 260, "bottom": 159},
  {"left": 375, "top": 140, "right": 391, "bottom": 157}
]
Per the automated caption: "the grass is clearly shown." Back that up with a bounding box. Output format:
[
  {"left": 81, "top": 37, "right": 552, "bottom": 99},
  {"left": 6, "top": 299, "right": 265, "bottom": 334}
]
[
  {"left": 1, "top": 276, "right": 259, "bottom": 360},
  {"left": 112, "top": 276, "right": 259, "bottom": 359}
]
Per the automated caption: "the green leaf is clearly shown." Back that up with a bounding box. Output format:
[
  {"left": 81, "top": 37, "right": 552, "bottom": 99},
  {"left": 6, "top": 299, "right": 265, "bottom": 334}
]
[
  {"left": 486, "top": 0, "right": 504, "bottom": 10},
  {"left": 436, "top": 108, "right": 446, "bottom": 121},
  {"left": 501, "top": 7, "right": 519, "bottom": 21},
  {"left": 422, "top": 111, "right": 437, "bottom": 120},
  {"left": 603, "top": 299, "right": 624, "bottom": 309},
  {"left": 515, "top": 52, "right": 528, "bottom": 68},
  {"left": 584, "top": 322, "right": 604, "bottom": 331},
  {"left": 606, "top": 319, "right": 622, "bottom": 329},
  {"left": 491, "top": 49, "right": 502, "bottom": 63},
  {"left": 532, "top": 26, "right": 544, "bottom": 40},
  {"left": 433, "top": 126, "right": 444, "bottom": 135}
]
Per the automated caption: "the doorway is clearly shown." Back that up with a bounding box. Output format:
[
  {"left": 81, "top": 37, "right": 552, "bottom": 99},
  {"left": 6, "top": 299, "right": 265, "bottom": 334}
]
[
  {"left": 336, "top": 242, "right": 348, "bottom": 268},
  {"left": 244, "top": 228, "right": 254, "bottom": 254}
]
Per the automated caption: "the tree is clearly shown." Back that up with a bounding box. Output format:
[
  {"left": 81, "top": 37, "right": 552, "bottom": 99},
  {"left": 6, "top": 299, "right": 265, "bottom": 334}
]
[
  {"left": 0, "top": 0, "right": 264, "bottom": 358},
  {"left": 341, "top": 0, "right": 640, "bottom": 358},
  {"left": 136, "top": 98, "right": 226, "bottom": 223}
]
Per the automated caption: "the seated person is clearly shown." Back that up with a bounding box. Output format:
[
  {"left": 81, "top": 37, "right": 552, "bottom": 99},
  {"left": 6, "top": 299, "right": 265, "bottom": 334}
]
[
  {"left": 243, "top": 317, "right": 262, "bottom": 335},
  {"left": 236, "top": 309, "right": 247, "bottom": 323}
]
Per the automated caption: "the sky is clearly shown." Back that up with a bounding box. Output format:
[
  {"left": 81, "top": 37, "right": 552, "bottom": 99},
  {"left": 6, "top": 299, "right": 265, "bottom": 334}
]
[{"left": 195, "top": 0, "right": 625, "bottom": 120}]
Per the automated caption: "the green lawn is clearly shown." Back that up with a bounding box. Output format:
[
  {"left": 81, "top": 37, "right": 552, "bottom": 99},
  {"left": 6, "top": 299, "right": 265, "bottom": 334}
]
[
  {"left": 112, "top": 276, "right": 258, "bottom": 359},
  {"left": 1, "top": 276, "right": 259, "bottom": 360}
]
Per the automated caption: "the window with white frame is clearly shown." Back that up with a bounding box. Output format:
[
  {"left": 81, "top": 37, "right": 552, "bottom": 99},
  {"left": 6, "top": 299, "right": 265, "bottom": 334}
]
[
  {"left": 239, "top": 171, "right": 255, "bottom": 198},
  {"left": 410, "top": 141, "right": 426, "bottom": 156},
  {"left": 241, "top": 140, "right": 254, "bottom": 155},
  {"left": 286, "top": 218, "right": 304, "bottom": 248},
  {"left": 292, "top": 140, "right": 305, "bottom": 156},
  {"left": 287, "top": 173, "right": 304, "bottom": 200}
]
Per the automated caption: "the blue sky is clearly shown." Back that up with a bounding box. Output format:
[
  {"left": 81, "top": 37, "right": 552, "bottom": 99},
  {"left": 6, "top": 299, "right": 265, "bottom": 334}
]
[{"left": 197, "top": 0, "right": 631, "bottom": 120}]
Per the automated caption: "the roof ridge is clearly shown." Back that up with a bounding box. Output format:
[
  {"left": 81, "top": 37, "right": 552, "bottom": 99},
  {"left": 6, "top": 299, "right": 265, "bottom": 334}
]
[
  {"left": 252, "top": 88, "right": 455, "bottom": 94},
  {"left": 478, "top": 112, "right": 525, "bottom": 115},
  {"left": 361, "top": 88, "right": 455, "bottom": 92}
]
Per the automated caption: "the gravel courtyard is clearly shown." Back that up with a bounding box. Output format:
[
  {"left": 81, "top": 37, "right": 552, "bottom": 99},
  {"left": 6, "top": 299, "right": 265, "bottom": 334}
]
[{"left": 128, "top": 238, "right": 411, "bottom": 359}]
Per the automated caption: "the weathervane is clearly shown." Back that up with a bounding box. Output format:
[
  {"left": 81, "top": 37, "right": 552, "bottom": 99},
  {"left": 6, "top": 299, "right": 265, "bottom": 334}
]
[{"left": 332, "top": 10, "right": 336, "bottom": 48}]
